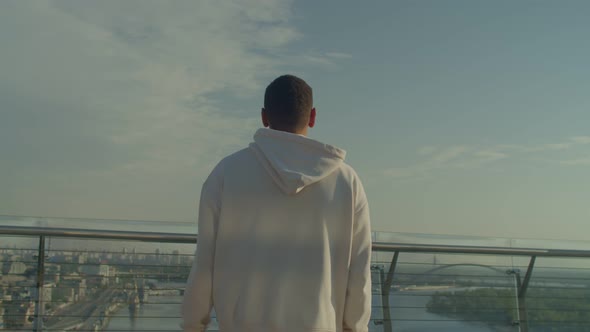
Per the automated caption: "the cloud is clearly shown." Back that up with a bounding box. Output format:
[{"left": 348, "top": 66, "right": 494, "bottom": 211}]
[
  {"left": 430, "top": 146, "right": 468, "bottom": 164},
  {"left": 384, "top": 146, "right": 470, "bottom": 179},
  {"left": 560, "top": 158, "right": 590, "bottom": 166},
  {"left": 300, "top": 51, "right": 353, "bottom": 67},
  {"left": 507, "top": 136, "right": 590, "bottom": 153},
  {"left": 0, "top": 0, "right": 349, "bottom": 220},
  {"left": 540, "top": 143, "right": 571, "bottom": 150},
  {"left": 325, "top": 52, "right": 353, "bottom": 59},
  {"left": 473, "top": 150, "right": 508, "bottom": 162},
  {"left": 383, "top": 135, "right": 588, "bottom": 179},
  {"left": 2, "top": 1, "right": 298, "bottom": 172},
  {"left": 571, "top": 136, "right": 590, "bottom": 144},
  {"left": 454, "top": 150, "right": 508, "bottom": 169},
  {"left": 417, "top": 146, "right": 437, "bottom": 156}
]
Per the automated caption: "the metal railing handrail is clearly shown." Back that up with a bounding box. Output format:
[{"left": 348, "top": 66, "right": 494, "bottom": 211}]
[
  {"left": 2, "top": 224, "right": 590, "bottom": 258},
  {"left": 0, "top": 225, "right": 196, "bottom": 243}
]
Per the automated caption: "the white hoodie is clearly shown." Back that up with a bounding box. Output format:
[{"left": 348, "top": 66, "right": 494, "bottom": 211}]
[{"left": 182, "top": 128, "right": 372, "bottom": 332}]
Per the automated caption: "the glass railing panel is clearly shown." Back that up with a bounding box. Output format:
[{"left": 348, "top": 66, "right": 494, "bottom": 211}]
[
  {"left": 369, "top": 266, "right": 385, "bottom": 332},
  {"left": 0, "top": 234, "right": 40, "bottom": 331},
  {"left": 524, "top": 257, "right": 590, "bottom": 332},
  {"left": 371, "top": 251, "right": 521, "bottom": 331},
  {"left": 42, "top": 236, "right": 198, "bottom": 332},
  {"left": 373, "top": 231, "right": 513, "bottom": 248},
  {"left": 0, "top": 215, "right": 196, "bottom": 235},
  {"left": 511, "top": 237, "right": 590, "bottom": 251},
  {"left": 4, "top": 224, "right": 590, "bottom": 331}
]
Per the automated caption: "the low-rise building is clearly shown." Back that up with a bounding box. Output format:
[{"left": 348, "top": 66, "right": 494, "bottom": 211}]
[
  {"left": 30, "top": 282, "right": 55, "bottom": 311},
  {"left": 81, "top": 264, "right": 113, "bottom": 286},
  {"left": 0, "top": 299, "right": 5, "bottom": 329},
  {"left": 56, "top": 277, "right": 86, "bottom": 302},
  {"left": 2, "top": 257, "right": 28, "bottom": 276},
  {"left": 2, "top": 295, "right": 34, "bottom": 329}
]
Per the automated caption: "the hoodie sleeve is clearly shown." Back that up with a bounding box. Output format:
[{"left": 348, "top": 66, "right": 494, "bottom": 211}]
[
  {"left": 343, "top": 185, "right": 372, "bottom": 332},
  {"left": 181, "top": 164, "right": 223, "bottom": 332}
]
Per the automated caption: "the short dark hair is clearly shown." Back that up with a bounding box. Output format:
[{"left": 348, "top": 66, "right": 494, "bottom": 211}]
[{"left": 264, "top": 75, "right": 313, "bottom": 132}]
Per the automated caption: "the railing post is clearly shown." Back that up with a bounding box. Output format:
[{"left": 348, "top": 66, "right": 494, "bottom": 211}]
[
  {"left": 33, "top": 235, "right": 46, "bottom": 332},
  {"left": 519, "top": 256, "right": 536, "bottom": 298},
  {"left": 384, "top": 251, "right": 399, "bottom": 294},
  {"left": 507, "top": 269, "right": 522, "bottom": 332},
  {"left": 381, "top": 251, "right": 398, "bottom": 332},
  {"left": 516, "top": 256, "right": 535, "bottom": 332},
  {"left": 507, "top": 256, "right": 535, "bottom": 332}
]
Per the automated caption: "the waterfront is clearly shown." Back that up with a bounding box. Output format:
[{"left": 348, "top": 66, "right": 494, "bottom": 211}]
[
  {"left": 104, "top": 283, "right": 220, "bottom": 332},
  {"left": 105, "top": 295, "right": 187, "bottom": 332},
  {"left": 105, "top": 290, "right": 510, "bottom": 332},
  {"left": 385, "top": 290, "right": 515, "bottom": 332}
]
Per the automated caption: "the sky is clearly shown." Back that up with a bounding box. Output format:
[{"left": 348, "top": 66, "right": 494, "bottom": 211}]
[{"left": 1, "top": 0, "right": 589, "bottom": 241}]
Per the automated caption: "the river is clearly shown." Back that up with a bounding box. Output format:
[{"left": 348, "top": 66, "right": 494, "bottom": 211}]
[
  {"left": 382, "top": 289, "right": 515, "bottom": 332},
  {"left": 105, "top": 289, "right": 513, "bottom": 332},
  {"left": 105, "top": 294, "right": 195, "bottom": 332}
]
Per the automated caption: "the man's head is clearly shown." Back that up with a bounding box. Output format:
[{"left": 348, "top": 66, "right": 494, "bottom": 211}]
[{"left": 262, "top": 74, "right": 316, "bottom": 135}]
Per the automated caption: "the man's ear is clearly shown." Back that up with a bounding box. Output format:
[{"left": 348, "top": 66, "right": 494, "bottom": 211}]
[
  {"left": 261, "top": 108, "right": 270, "bottom": 127},
  {"left": 308, "top": 108, "right": 316, "bottom": 128}
]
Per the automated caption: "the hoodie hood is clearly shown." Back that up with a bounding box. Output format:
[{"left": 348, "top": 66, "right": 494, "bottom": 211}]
[{"left": 249, "top": 128, "right": 346, "bottom": 195}]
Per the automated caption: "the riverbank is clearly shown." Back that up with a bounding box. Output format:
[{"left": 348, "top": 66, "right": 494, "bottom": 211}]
[{"left": 102, "top": 288, "right": 503, "bottom": 332}]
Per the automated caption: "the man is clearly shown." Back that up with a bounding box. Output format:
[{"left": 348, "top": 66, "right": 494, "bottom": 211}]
[{"left": 182, "top": 75, "right": 372, "bottom": 332}]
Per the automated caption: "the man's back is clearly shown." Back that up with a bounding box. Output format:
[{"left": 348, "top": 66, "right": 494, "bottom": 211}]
[{"left": 182, "top": 75, "right": 372, "bottom": 332}]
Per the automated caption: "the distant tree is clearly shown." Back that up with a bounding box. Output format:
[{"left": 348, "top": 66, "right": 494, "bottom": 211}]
[{"left": 427, "top": 288, "right": 590, "bottom": 331}]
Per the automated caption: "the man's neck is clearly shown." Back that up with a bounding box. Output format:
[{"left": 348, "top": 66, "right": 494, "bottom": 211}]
[{"left": 270, "top": 127, "right": 308, "bottom": 136}]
